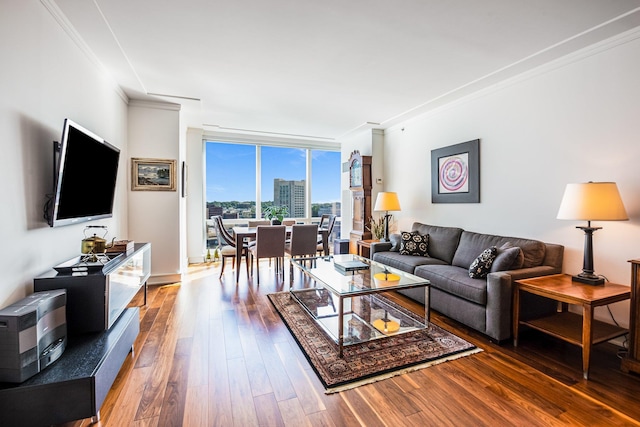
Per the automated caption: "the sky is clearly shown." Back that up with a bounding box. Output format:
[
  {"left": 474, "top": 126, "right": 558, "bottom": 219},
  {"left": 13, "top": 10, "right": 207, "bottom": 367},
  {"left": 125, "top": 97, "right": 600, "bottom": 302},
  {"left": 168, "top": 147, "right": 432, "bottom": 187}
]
[{"left": 206, "top": 142, "right": 341, "bottom": 203}]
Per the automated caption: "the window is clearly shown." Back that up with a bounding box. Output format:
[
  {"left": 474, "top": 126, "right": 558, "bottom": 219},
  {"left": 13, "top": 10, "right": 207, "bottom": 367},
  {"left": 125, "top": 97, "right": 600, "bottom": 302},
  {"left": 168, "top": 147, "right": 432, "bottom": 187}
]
[
  {"left": 311, "top": 150, "right": 341, "bottom": 217},
  {"left": 261, "top": 146, "right": 306, "bottom": 218},
  {"left": 205, "top": 139, "right": 341, "bottom": 248},
  {"left": 206, "top": 141, "right": 256, "bottom": 220}
]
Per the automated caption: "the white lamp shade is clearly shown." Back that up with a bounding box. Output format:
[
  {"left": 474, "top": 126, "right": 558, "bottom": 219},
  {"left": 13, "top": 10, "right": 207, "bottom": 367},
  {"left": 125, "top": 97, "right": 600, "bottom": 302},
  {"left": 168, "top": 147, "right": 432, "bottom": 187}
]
[
  {"left": 374, "top": 192, "right": 401, "bottom": 212},
  {"left": 557, "top": 182, "right": 628, "bottom": 221}
]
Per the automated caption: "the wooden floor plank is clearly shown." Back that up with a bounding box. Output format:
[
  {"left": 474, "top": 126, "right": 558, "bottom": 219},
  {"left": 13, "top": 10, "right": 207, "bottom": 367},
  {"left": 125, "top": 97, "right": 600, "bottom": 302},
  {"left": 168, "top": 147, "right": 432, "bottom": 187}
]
[
  {"left": 182, "top": 385, "right": 208, "bottom": 427},
  {"left": 227, "top": 357, "right": 260, "bottom": 426},
  {"left": 274, "top": 339, "right": 327, "bottom": 415},
  {"left": 157, "top": 337, "right": 192, "bottom": 427},
  {"left": 254, "top": 332, "right": 298, "bottom": 402},
  {"left": 253, "top": 393, "right": 286, "bottom": 427},
  {"left": 277, "top": 397, "right": 312, "bottom": 427},
  {"left": 104, "top": 366, "right": 153, "bottom": 427},
  {"left": 238, "top": 325, "right": 274, "bottom": 397}
]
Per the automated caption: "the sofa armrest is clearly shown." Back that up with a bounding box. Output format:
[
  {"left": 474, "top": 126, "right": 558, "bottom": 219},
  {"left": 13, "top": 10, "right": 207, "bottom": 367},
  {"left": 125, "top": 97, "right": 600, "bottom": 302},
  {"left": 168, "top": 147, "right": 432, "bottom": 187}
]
[
  {"left": 485, "top": 265, "right": 561, "bottom": 341},
  {"left": 370, "top": 241, "right": 392, "bottom": 257}
]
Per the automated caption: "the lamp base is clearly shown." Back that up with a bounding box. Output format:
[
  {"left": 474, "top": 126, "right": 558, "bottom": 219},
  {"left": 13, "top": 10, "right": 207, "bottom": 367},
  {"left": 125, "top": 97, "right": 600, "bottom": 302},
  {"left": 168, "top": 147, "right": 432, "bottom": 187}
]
[{"left": 572, "top": 273, "right": 604, "bottom": 286}]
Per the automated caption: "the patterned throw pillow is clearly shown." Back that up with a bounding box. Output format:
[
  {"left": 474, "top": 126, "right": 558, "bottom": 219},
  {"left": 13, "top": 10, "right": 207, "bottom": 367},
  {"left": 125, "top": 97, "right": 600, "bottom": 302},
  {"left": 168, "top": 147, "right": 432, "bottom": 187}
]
[
  {"left": 399, "top": 231, "right": 429, "bottom": 256},
  {"left": 469, "top": 246, "right": 498, "bottom": 278}
]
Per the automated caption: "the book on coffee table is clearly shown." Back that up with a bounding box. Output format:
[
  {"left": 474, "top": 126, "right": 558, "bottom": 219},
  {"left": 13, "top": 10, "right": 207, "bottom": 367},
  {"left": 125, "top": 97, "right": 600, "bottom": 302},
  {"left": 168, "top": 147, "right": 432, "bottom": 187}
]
[{"left": 334, "top": 259, "right": 369, "bottom": 273}]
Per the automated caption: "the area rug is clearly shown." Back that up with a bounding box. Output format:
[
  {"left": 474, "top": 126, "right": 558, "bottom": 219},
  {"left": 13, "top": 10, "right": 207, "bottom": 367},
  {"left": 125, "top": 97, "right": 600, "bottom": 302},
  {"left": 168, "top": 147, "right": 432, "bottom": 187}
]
[{"left": 268, "top": 291, "right": 481, "bottom": 393}]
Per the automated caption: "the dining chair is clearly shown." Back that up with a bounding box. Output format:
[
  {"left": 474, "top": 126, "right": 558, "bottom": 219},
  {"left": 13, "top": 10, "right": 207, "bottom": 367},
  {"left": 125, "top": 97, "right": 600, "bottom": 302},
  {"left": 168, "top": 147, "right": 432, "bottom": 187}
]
[
  {"left": 285, "top": 224, "right": 318, "bottom": 281},
  {"left": 317, "top": 214, "right": 337, "bottom": 255},
  {"left": 248, "top": 225, "right": 286, "bottom": 284},
  {"left": 282, "top": 220, "right": 296, "bottom": 226},
  {"left": 212, "top": 215, "right": 249, "bottom": 278}
]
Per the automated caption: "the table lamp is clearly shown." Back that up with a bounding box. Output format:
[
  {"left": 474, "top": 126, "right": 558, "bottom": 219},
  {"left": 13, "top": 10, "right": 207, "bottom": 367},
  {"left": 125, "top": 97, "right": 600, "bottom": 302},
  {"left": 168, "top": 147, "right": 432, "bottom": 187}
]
[
  {"left": 557, "top": 182, "right": 628, "bottom": 285},
  {"left": 374, "top": 192, "right": 401, "bottom": 242}
]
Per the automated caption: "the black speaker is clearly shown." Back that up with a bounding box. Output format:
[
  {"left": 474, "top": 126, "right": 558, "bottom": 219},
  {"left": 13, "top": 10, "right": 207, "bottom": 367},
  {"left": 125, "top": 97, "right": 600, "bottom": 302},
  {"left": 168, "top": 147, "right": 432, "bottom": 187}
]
[{"left": 0, "top": 290, "right": 67, "bottom": 383}]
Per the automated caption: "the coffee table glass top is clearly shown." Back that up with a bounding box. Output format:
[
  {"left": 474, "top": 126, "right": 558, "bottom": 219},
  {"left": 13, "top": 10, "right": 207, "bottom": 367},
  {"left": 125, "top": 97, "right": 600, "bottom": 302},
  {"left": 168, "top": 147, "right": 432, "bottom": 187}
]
[
  {"left": 290, "top": 254, "right": 430, "bottom": 348},
  {"left": 290, "top": 254, "right": 429, "bottom": 296}
]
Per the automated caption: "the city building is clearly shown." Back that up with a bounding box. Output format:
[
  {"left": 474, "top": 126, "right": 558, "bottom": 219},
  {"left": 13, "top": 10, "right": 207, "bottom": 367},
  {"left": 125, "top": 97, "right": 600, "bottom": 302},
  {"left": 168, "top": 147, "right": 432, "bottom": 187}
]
[{"left": 273, "top": 178, "right": 305, "bottom": 218}]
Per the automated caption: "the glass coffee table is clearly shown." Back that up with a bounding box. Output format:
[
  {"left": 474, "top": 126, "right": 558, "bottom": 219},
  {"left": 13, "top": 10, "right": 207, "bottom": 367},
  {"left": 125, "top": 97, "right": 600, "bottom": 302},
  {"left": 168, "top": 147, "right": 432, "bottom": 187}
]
[{"left": 290, "top": 254, "right": 430, "bottom": 357}]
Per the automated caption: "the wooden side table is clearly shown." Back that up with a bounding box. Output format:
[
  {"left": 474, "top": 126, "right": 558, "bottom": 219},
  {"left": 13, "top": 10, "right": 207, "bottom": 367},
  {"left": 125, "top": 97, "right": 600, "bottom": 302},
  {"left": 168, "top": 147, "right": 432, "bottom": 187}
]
[
  {"left": 513, "top": 274, "right": 630, "bottom": 379},
  {"left": 357, "top": 239, "right": 379, "bottom": 258}
]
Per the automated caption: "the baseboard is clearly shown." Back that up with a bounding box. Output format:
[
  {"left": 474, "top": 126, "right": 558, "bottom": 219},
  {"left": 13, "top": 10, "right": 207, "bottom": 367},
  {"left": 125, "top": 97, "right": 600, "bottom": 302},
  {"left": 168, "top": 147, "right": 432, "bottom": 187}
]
[
  {"left": 188, "top": 256, "right": 205, "bottom": 264},
  {"left": 148, "top": 273, "right": 182, "bottom": 285}
]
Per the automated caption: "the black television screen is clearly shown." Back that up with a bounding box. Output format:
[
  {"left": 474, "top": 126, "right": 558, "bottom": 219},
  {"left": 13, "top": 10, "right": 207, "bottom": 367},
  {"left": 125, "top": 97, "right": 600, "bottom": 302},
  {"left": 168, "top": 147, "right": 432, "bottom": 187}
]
[{"left": 48, "top": 119, "right": 120, "bottom": 227}]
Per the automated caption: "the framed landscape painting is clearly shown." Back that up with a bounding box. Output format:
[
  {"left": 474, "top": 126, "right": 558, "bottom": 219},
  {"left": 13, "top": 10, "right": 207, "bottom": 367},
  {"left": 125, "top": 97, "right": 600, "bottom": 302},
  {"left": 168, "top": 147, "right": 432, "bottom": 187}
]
[
  {"left": 431, "top": 139, "right": 480, "bottom": 203},
  {"left": 131, "top": 158, "right": 177, "bottom": 191}
]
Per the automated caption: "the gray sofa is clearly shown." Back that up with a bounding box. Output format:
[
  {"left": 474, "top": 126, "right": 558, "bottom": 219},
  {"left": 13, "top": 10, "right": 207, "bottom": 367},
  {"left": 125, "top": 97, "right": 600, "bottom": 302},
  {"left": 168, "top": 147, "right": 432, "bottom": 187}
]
[{"left": 370, "top": 222, "right": 564, "bottom": 342}]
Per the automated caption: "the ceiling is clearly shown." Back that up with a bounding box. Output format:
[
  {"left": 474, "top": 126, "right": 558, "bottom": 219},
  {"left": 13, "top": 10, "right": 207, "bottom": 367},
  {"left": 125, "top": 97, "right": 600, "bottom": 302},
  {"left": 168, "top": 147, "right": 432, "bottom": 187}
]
[{"left": 53, "top": 0, "right": 640, "bottom": 141}]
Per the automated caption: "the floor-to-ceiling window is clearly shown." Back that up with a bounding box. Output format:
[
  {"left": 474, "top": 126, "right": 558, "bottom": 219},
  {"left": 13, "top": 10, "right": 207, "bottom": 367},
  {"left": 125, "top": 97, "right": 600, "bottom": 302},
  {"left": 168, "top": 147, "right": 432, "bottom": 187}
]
[
  {"left": 261, "top": 146, "right": 306, "bottom": 218},
  {"left": 311, "top": 149, "right": 342, "bottom": 238},
  {"left": 205, "top": 139, "right": 341, "bottom": 249},
  {"left": 205, "top": 142, "right": 256, "bottom": 220}
]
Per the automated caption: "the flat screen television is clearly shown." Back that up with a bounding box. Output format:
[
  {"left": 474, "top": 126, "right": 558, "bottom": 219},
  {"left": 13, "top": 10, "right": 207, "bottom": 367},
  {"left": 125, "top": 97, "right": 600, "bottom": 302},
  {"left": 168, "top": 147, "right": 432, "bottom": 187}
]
[{"left": 46, "top": 119, "right": 120, "bottom": 227}]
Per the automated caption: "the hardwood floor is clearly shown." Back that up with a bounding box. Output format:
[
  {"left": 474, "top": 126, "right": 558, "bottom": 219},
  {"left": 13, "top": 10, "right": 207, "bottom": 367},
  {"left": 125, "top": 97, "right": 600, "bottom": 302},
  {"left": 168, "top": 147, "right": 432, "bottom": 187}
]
[{"left": 59, "top": 260, "right": 640, "bottom": 426}]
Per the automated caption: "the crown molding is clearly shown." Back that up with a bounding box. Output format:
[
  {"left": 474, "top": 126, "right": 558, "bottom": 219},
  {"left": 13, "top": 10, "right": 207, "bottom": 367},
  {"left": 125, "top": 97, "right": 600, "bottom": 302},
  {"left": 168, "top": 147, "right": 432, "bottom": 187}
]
[
  {"left": 129, "top": 99, "right": 181, "bottom": 111},
  {"left": 41, "top": 0, "right": 129, "bottom": 104}
]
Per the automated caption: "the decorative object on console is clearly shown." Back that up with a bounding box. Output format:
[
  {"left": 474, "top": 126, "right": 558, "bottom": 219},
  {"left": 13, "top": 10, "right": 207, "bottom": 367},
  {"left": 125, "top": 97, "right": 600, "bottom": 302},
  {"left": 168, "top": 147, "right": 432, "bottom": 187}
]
[
  {"left": 557, "top": 181, "right": 628, "bottom": 285},
  {"left": 373, "top": 191, "right": 401, "bottom": 242},
  {"left": 80, "top": 225, "right": 115, "bottom": 259},
  {"left": 431, "top": 139, "right": 480, "bottom": 204},
  {"left": 131, "top": 158, "right": 177, "bottom": 191},
  {"left": 106, "top": 240, "right": 135, "bottom": 253}
]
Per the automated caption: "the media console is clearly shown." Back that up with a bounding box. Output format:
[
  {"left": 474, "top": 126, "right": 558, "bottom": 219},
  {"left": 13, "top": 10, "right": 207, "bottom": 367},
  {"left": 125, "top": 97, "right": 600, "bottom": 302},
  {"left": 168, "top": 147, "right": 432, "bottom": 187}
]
[
  {"left": 34, "top": 243, "right": 151, "bottom": 333},
  {"left": 0, "top": 243, "right": 151, "bottom": 426}
]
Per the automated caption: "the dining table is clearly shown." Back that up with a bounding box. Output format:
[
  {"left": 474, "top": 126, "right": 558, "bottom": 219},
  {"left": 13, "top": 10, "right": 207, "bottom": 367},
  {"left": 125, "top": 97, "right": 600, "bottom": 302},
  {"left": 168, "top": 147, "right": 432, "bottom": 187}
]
[{"left": 232, "top": 225, "right": 330, "bottom": 282}]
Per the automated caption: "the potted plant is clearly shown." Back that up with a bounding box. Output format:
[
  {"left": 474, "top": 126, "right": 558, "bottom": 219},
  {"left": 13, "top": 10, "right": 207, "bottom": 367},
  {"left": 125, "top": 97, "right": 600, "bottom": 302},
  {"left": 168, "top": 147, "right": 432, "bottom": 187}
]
[
  {"left": 366, "top": 216, "right": 385, "bottom": 240},
  {"left": 263, "top": 205, "right": 289, "bottom": 225}
]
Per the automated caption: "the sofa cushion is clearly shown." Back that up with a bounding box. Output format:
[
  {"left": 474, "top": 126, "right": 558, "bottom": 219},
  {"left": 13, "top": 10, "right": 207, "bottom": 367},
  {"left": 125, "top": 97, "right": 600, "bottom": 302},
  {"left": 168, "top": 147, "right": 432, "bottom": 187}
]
[
  {"left": 490, "top": 244, "right": 523, "bottom": 272},
  {"left": 389, "top": 233, "right": 402, "bottom": 252},
  {"left": 469, "top": 246, "right": 498, "bottom": 278},
  {"left": 399, "top": 231, "right": 429, "bottom": 256},
  {"left": 372, "top": 251, "right": 447, "bottom": 273},
  {"left": 452, "top": 231, "right": 546, "bottom": 269},
  {"left": 414, "top": 265, "right": 487, "bottom": 305},
  {"left": 410, "top": 223, "right": 464, "bottom": 264}
]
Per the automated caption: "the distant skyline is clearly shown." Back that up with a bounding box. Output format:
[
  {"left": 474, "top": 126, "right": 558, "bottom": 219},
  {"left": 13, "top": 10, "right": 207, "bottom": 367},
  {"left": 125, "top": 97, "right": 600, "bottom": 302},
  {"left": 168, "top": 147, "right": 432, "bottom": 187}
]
[{"left": 206, "top": 142, "right": 341, "bottom": 203}]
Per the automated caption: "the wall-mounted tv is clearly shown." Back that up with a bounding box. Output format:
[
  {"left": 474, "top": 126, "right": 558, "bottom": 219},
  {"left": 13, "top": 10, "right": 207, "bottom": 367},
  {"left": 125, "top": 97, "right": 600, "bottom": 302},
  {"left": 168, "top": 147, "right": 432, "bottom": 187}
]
[{"left": 46, "top": 119, "right": 120, "bottom": 227}]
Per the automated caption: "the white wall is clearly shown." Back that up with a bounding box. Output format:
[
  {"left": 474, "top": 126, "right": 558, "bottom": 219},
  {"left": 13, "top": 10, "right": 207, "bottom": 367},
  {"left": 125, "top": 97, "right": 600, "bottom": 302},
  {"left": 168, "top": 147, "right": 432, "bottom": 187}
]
[
  {"left": 379, "top": 30, "right": 640, "bottom": 328},
  {"left": 0, "top": 0, "right": 128, "bottom": 307},
  {"left": 128, "top": 101, "right": 182, "bottom": 284}
]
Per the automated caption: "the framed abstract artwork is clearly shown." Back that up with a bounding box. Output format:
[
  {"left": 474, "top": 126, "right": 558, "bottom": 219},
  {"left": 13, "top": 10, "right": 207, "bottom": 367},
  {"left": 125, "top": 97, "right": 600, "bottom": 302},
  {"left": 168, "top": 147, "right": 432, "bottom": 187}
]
[
  {"left": 131, "top": 158, "right": 177, "bottom": 191},
  {"left": 431, "top": 139, "right": 480, "bottom": 203}
]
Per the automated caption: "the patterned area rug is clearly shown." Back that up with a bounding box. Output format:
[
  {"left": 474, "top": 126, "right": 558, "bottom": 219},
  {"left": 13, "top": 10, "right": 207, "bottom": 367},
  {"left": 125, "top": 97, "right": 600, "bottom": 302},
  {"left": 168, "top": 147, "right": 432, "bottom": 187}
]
[{"left": 268, "top": 291, "right": 481, "bottom": 393}]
